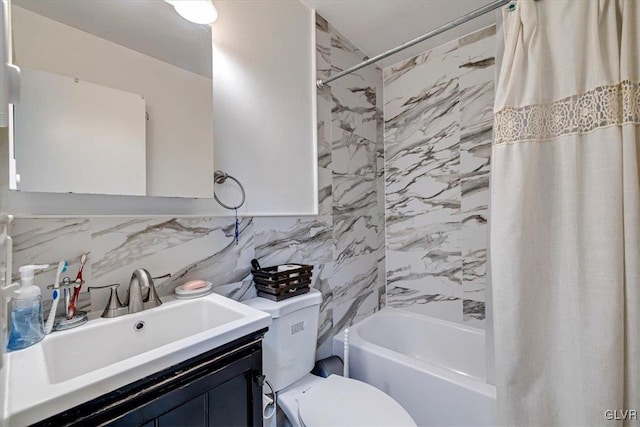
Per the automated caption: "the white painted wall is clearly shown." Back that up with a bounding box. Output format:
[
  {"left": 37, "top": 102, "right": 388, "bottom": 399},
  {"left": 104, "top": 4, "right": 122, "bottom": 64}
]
[
  {"left": 212, "top": 0, "right": 317, "bottom": 215},
  {"left": 11, "top": 6, "right": 214, "bottom": 198}
]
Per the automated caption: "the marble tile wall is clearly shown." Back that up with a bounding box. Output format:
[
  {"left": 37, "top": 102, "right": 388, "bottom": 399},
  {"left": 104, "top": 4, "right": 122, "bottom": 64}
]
[
  {"left": 8, "top": 14, "right": 384, "bottom": 359},
  {"left": 383, "top": 25, "right": 495, "bottom": 328}
]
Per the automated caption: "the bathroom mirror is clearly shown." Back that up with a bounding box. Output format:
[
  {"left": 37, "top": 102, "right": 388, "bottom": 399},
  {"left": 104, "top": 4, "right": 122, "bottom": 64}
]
[
  {"left": 9, "top": 0, "right": 215, "bottom": 198},
  {"left": 211, "top": 0, "right": 317, "bottom": 215},
  {"left": 3, "top": 0, "right": 317, "bottom": 215}
]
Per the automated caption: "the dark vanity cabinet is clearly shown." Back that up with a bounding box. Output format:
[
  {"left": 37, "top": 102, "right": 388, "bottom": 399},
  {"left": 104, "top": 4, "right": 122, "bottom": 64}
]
[{"left": 35, "top": 330, "right": 267, "bottom": 427}]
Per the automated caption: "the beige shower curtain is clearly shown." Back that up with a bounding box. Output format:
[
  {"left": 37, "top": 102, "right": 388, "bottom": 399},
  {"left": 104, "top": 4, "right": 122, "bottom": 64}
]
[{"left": 491, "top": 1, "right": 640, "bottom": 425}]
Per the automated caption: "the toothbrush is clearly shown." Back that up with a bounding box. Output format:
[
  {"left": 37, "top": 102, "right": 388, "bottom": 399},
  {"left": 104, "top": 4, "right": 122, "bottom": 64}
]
[
  {"left": 45, "top": 260, "right": 67, "bottom": 334},
  {"left": 75, "top": 254, "right": 87, "bottom": 283},
  {"left": 67, "top": 254, "right": 87, "bottom": 319}
]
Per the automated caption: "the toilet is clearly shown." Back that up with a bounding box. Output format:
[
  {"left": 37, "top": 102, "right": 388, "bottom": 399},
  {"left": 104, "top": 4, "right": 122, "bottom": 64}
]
[{"left": 245, "top": 289, "right": 416, "bottom": 427}]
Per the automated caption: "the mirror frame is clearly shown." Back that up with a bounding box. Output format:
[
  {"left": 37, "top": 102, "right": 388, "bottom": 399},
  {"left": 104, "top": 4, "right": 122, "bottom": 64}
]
[{"left": 0, "top": 0, "right": 318, "bottom": 217}]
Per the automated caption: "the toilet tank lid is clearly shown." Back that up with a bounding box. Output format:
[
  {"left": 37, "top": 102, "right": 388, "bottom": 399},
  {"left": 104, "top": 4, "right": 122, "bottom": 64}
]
[{"left": 244, "top": 288, "right": 322, "bottom": 319}]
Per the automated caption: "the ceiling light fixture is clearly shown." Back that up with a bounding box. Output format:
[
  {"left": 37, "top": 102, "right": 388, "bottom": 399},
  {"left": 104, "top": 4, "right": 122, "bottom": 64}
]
[{"left": 165, "top": 0, "right": 218, "bottom": 25}]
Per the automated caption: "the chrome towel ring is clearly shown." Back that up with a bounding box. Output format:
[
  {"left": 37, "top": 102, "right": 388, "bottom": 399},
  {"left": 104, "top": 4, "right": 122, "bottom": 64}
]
[{"left": 213, "top": 170, "right": 246, "bottom": 210}]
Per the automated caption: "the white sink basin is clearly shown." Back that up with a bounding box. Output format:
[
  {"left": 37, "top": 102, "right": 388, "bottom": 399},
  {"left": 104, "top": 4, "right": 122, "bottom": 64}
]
[
  {"left": 42, "top": 297, "right": 244, "bottom": 383},
  {"left": 5, "top": 293, "right": 271, "bottom": 427}
]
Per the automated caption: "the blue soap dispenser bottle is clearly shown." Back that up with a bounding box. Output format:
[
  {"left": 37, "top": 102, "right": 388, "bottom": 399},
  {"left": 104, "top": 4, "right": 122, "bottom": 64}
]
[{"left": 7, "top": 264, "right": 49, "bottom": 352}]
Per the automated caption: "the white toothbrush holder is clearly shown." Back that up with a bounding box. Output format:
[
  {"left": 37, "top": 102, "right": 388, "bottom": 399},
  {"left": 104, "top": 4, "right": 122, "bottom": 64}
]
[{"left": 46, "top": 279, "right": 88, "bottom": 331}]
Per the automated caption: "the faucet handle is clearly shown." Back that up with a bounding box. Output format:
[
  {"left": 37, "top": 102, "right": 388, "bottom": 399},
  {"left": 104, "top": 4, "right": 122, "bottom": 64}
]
[
  {"left": 145, "top": 283, "right": 162, "bottom": 308},
  {"left": 88, "top": 284, "right": 123, "bottom": 318},
  {"left": 145, "top": 272, "right": 165, "bottom": 309},
  {"left": 87, "top": 283, "right": 120, "bottom": 291},
  {"left": 140, "top": 272, "right": 169, "bottom": 309},
  {"left": 128, "top": 269, "right": 166, "bottom": 310}
]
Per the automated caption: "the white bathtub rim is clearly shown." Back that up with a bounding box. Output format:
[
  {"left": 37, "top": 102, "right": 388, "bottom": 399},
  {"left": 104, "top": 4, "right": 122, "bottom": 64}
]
[
  {"left": 375, "top": 307, "right": 486, "bottom": 336},
  {"left": 337, "top": 330, "right": 496, "bottom": 399},
  {"left": 336, "top": 309, "right": 496, "bottom": 400},
  {"left": 361, "top": 308, "right": 489, "bottom": 382}
]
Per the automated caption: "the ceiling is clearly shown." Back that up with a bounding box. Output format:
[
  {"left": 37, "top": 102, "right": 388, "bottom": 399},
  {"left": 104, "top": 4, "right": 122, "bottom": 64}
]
[
  {"left": 13, "top": 0, "right": 212, "bottom": 78},
  {"left": 13, "top": 0, "right": 499, "bottom": 78},
  {"left": 300, "top": 0, "right": 499, "bottom": 68}
]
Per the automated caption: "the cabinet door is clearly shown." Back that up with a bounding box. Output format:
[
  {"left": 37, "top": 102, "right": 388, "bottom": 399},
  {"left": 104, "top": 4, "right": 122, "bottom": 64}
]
[
  {"left": 208, "top": 374, "right": 249, "bottom": 426},
  {"left": 106, "top": 352, "right": 260, "bottom": 427},
  {"left": 158, "top": 395, "right": 207, "bottom": 427},
  {"left": 34, "top": 334, "right": 265, "bottom": 427}
]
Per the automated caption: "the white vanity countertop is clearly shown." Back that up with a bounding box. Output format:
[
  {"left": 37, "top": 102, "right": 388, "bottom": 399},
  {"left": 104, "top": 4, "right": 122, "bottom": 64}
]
[{"left": 3, "top": 293, "right": 271, "bottom": 426}]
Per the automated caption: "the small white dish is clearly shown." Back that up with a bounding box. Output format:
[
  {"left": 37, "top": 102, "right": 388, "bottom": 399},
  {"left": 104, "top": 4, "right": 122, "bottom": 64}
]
[{"left": 174, "top": 281, "right": 214, "bottom": 299}]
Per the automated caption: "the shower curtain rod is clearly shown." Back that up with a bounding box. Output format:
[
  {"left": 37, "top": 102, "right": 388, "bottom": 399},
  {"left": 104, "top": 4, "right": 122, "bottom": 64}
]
[{"left": 316, "top": 0, "right": 511, "bottom": 88}]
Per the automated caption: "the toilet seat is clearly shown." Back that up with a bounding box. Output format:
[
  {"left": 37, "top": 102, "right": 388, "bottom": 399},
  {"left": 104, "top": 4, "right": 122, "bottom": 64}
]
[{"left": 295, "top": 375, "right": 416, "bottom": 427}]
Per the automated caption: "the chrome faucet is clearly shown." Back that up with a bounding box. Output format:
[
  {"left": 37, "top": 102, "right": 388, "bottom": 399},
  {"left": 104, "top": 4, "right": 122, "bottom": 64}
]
[
  {"left": 89, "top": 269, "right": 168, "bottom": 318},
  {"left": 126, "top": 268, "right": 163, "bottom": 313}
]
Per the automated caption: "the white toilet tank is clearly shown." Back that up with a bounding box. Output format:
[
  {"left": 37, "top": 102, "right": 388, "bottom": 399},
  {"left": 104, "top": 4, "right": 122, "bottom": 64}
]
[{"left": 244, "top": 289, "right": 322, "bottom": 392}]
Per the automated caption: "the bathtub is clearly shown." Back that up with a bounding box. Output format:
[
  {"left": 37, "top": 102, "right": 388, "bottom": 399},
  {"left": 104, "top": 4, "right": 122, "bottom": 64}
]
[{"left": 333, "top": 308, "right": 496, "bottom": 427}]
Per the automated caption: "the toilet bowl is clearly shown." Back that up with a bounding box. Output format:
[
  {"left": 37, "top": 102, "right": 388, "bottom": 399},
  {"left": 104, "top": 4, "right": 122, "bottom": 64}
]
[
  {"left": 244, "top": 289, "right": 416, "bottom": 427},
  {"left": 277, "top": 373, "right": 416, "bottom": 427}
]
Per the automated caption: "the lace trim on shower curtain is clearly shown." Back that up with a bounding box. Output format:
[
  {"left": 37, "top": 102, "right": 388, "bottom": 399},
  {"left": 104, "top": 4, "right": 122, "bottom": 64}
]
[{"left": 494, "top": 80, "right": 640, "bottom": 144}]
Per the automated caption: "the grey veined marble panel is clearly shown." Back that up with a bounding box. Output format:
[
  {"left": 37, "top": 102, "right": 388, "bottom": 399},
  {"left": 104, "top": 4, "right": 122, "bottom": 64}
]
[
  {"left": 387, "top": 285, "right": 462, "bottom": 323},
  {"left": 383, "top": 30, "right": 462, "bottom": 322},
  {"left": 91, "top": 218, "right": 222, "bottom": 279},
  {"left": 383, "top": 25, "right": 495, "bottom": 328},
  {"left": 90, "top": 217, "right": 255, "bottom": 303},
  {"left": 254, "top": 216, "right": 333, "bottom": 267},
  {"left": 330, "top": 252, "right": 381, "bottom": 333},
  {"left": 459, "top": 26, "right": 495, "bottom": 328},
  {"left": 317, "top": 95, "right": 333, "bottom": 170},
  {"left": 384, "top": 41, "right": 459, "bottom": 149},
  {"left": 332, "top": 126, "right": 376, "bottom": 176},
  {"left": 384, "top": 44, "right": 461, "bottom": 220},
  {"left": 330, "top": 28, "right": 378, "bottom": 143},
  {"left": 11, "top": 218, "right": 93, "bottom": 313},
  {"left": 316, "top": 14, "right": 331, "bottom": 82},
  {"left": 316, "top": 15, "right": 332, "bottom": 170},
  {"left": 312, "top": 263, "right": 334, "bottom": 360},
  {"left": 333, "top": 174, "right": 377, "bottom": 217},
  {"left": 11, "top": 216, "right": 256, "bottom": 314},
  {"left": 333, "top": 214, "right": 379, "bottom": 262},
  {"left": 11, "top": 219, "right": 91, "bottom": 281},
  {"left": 318, "top": 167, "right": 333, "bottom": 216},
  {"left": 159, "top": 219, "right": 255, "bottom": 293}
]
